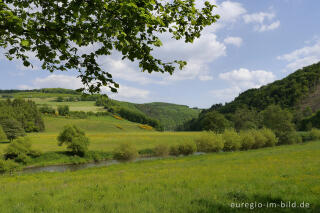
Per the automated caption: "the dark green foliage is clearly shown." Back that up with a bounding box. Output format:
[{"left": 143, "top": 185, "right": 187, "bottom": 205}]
[
  {"left": 134, "top": 102, "right": 201, "bottom": 131},
  {"left": 0, "top": 125, "right": 7, "bottom": 142},
  {"left": 153, "top": 144, "right": 169, "bottom": 157},
  {"left": 58, "top": 105, "right": 70, "bottom": 116},
  {"left": 222, "top": 129, "right": 241, "bottom": 151},
  {"left": 39, "top": 104, "right": 55, "bottom": 114},
  {"left": 0, "top": 99, "right": 44, "bottom": 133},
  {"left": 0, "top": 118, "right": 25, "bottom": 141},
  {"left": 117, "top": 108, "right": 162, "bottom": 130},
  {"left": 219, "top": 62, "right": 320, "bottom": 114},
  {"left": 57, "top": 125, "right": 90, "bottom": 156},
  {"left": 195, "top": 132, "right": 224, "bottom": 152},
  {"left": 261, "top": 105, "right": 296, "bottom": 144},
  {"left": 1, "top": 1, "right": 219, "bottom": 93},
  {"left": 113, "top": 143, "right": 138, "bottom": 161},
  {"left": 231, "top": 107, "right": 261, "bottom": 131},
  {"left": 300, "top": 110, "right": 320, "bottom": 130},
  {"left": 4, "top": 137, "right": 38, "bottom": 164},
  {"left": 199, "top": 111, "right": 231, "bottom": 132}
]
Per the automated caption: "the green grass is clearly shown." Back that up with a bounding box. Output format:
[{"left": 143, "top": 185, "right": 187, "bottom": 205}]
[
  {"left": 31, "top": 98, "right": 104, "bottom": 112},
  {"left": 0, "top": 142, "right": 319, "bottom": 212},
  {"left": 0, "top": 116, "right": 202, "bottom": 155}
]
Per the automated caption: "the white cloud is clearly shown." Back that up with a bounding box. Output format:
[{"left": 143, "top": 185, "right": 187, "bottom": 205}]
[
  {"left": 243, "top": 11, "right": 280, "bottom": 32},
  {"left": 257, "top": 21, "right": 280, "bottom": 32},
  {"left": 224, "top": 36, "right": 243, "bottom": 47},
  {"left": 106, "top": 85, "right": 150, "bottom": 103},
  {"left": 210, "top": 68, "right": 276, "bottom": 103},
  {"left": 277, "top": 39, "right": 320, "bottom": 71},
  {"left": 31, "top": 74, "right": 83, "bottom": 89},
  {"left": 216, "top": 1, "right": 247, "bottom": 23},
  {"left": 210, "top": 86, "right": 242, "bottom": 103},
  {"left": 243, "top": 12, "right": 275, "bottom": 24},
  {"left": 219, "top": 68, "right": 276, "bottom": 88}
]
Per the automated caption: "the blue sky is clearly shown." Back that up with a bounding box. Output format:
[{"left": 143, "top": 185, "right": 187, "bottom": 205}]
[{"left": 1, "top": 0, "right": 320, "bottom": 108}]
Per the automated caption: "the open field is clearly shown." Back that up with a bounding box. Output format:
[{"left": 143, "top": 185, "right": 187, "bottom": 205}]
[
  {"left": 0, "top": 116, "right": 202, "bottom": 154},
  {"left": 0, "top": 141, "right": 319, "bottom": 212}
]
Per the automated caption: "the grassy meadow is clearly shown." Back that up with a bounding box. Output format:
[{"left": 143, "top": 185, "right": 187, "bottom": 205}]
[
  {"left": 0, "top": 115, "right": 202, "bottom": 160},
  {"left": 0, "top": 141, "right": 319, "bottom": 212}
]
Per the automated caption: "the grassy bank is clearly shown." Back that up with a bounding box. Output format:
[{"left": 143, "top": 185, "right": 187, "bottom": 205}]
[{"left": 0, "top": 141, "right": 319, "bottom": 212}]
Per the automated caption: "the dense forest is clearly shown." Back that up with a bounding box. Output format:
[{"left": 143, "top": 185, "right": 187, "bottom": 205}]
[
  {"left": 182, "top": 61, "right": 320, "bottom": 134},
  {"left": 0, "top": 99, "right": 44, "bottom": 140}
]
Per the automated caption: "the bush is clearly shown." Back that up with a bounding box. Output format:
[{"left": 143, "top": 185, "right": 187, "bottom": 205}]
[
  {"left": 279, "top": 131, "right": 301, "bottom": 144},
  {"left": 299, "top": 131, "right": 313, "bottom": 142},
  {"left": 58, "top": 105, "right": 70, "bottom": 116},
  {"left": 310, "top": 128, "right": 320, "bottom": 140},
  {"left": 57, "top": 125, "right": 90, "bottom": 156},
  {"left": 251, "top": 130, "right": 267, "bottom": 149},
  {"left": 222, "top": 129, "right": 241, "bottom": 151},
  {"left": 0, "top": 118, "right": 25, "bottom": 141},
  {"left": 153, "top": 144, "right": 169, "bottom": 157},
  {"left": 260, "top": 128, "right": 278, "bottom": 147},
  {"left": 178, "top": 142, "right": 197, "bottom": 155},
  {"left": 113, "top": 143, "right": 138, "bottom": 161},
  {"left": 0, "top": 159, "right": 21, "bottom": 173},
  {"left": 195, "top": 132, "right": 224, "bottom": 152},
  {"left": 4, "top": 137, "right": 35, "bottom": 164},
  {"left": 239, "top": 131, "right": 255, "bottom": 150},
  {"left": 169, "top": 145, "right": 180, "bottom": 156}
]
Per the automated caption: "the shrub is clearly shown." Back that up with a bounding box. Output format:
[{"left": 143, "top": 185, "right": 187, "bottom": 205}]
[
  {"left": 169, "top": 145, "right": 180, "bottom": 156},
  {"left": 222, "top": 129, "right": 241, "bottom": 151},
  {"left": 239, "top": 131, "right": 255, "bottom": 150},
  {"left": 251, "top": 130, "right": 267, "bottom": 149},
  {"left": 310, "top": 128, "right": 320, "bottom": 140},
  {"left": 113, "top": 143, "right": 138, "bottom": 161},
  {"left": 57, "top": 125, "right": 90, "bottom": 156},
  {"left": 153, "top": 144, "right": 169, "bottom": 157},
  {"left": 178, "top": 142, "right": 197, "bottom": 155},
  {"left": 195, "top": 132, "right": 224, "bottom": 152},
  {"left": 0, "top": 159, "right": 21, "bottom": 173},
  {"left": 279, "top": 131, "right": 301, "bottom": 144},
  {"left": 299, "top": 131, "right": 313, "bottom": 142},
  {"left": 58, "top": 105, "right": 70, "bottom": 116},
  {"left": 260, "top": 128, "right": 278, "bottom": 147},
  {"left": 4, "top": 137, "right": 35, "bottom": 164}
]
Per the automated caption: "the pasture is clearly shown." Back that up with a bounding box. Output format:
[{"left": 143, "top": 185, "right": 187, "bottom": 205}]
[{"left": 0, "top": 141, "right": 319, "bottom": 212}]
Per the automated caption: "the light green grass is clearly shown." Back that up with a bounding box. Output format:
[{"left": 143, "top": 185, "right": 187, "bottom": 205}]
[
  {"left": 0, "top": 116, "right": 202, "bottom": 154},
  {"left": 0, "top": 142, "right": 319, "bottom": 212},
  {"left": 30, "top": 98, "right": 104, "bottom": 112}
]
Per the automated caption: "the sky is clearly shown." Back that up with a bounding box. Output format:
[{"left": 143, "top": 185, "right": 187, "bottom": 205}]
[{"left": 1, "top": 0, "right": 320, "bottom": 108}]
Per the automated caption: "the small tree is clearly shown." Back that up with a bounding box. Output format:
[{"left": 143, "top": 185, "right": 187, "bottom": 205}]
[
  {"left": 4, "top": 137, "right": 36, "bottom": 164},
  {"left": 0, "top": 118, "right": 25, "bottom": 141},
  {"left": 57, "top": 125, "right": 90, "bottom": 156},
  {"left": 199, "top": 111, "right": 231, "bottom": 133},
  {"left": 58, "top": 105, "right": 70, "bottom": 116},
  {"left": 0, "top": 125, "right": 7, "bottom": 142}
]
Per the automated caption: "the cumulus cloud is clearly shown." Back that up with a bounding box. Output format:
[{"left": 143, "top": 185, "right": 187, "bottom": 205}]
[
  {"left": 210, "top": 68, "right": 276, "bottom": 103},
  {"left": 277, "top": 39, "right": 320, "bottom": 71},
  {"left": 224, "top": 36, "right": 243, "bottom": 47},
  {"left": 243, "top": 12, "right": 280, "bottom": 32}
]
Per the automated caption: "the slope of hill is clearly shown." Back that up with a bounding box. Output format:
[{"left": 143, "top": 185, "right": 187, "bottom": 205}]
[
  {"left": 134, "top": 102, "right": 201, "bottom": 130},
  {"left": 0, "top": 89, "right": 200, "bottom": 131}
]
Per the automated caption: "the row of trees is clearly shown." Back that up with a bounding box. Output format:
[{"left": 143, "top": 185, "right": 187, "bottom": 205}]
[{"left": 182, "top": 105, "right": 299, "bottom": 145}]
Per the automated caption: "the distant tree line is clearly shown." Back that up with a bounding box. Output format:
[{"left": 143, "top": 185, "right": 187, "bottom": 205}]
[{"left": 0, "top": 99, "right": 45, "bottom": 141}]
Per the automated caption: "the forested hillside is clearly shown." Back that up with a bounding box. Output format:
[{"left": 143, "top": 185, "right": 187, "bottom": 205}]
[
  {"left": 183, "top": 61, "right": 320, "bottom": 132},
  {"left": 217, "top": 61, "right": 320, "bottom": 114}
]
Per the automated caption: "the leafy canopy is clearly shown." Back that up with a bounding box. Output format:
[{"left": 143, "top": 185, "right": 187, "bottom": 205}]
[{"left": 1, "top": 0, "right": 219, "bottom": 93}]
